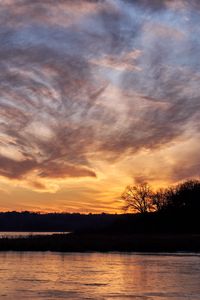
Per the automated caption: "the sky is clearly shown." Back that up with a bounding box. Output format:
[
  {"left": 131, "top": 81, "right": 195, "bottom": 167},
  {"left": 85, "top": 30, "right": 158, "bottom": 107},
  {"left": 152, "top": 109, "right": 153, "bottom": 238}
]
[{"left": 0, "top": 0, "right": 200, "bottom": 213}]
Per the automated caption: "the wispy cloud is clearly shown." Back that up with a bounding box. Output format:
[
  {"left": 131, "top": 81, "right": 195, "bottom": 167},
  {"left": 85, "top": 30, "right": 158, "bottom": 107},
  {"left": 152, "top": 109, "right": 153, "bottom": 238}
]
[{"left": 0, "top": 0, "right": 199, "bottom": 205}]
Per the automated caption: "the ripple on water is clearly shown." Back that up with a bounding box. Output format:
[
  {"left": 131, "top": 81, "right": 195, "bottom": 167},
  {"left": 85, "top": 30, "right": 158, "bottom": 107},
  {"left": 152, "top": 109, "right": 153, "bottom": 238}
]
[{"left": 0, "top": 252, "right": 199, "bottom": 299}]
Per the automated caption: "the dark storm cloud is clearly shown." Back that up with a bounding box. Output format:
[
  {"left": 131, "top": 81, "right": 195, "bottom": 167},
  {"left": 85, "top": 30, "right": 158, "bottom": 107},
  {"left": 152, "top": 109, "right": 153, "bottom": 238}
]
[{"left": 0, "top": 0, "right": 200, "bottom": 183}]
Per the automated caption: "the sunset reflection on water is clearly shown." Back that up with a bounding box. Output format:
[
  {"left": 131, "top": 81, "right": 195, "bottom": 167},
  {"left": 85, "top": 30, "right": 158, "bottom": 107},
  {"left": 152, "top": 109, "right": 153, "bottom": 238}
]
[{"left": 0, "top": 252, "right": 199, "bottom": 299}]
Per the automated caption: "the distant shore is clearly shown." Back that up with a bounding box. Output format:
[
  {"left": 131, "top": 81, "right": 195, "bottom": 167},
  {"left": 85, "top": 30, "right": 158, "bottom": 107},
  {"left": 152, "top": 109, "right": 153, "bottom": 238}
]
[{"left": 0, "top": 233, "right": 200, "bottom": 253}]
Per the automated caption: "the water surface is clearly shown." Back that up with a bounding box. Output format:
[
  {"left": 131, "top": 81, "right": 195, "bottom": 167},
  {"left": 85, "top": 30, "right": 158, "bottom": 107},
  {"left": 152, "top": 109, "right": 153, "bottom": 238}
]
[
  {"left": 0, "top": 252, "right": 199, "bottom": 299},
  {"left": 0, "top": 232, "right": 69, "bottom": 238}
]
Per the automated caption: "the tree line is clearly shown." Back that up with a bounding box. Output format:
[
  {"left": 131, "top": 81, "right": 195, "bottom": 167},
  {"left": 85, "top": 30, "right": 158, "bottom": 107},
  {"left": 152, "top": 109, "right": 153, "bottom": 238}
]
[{"left": 121, "top": 179, "right": 200, "bottom": 214}]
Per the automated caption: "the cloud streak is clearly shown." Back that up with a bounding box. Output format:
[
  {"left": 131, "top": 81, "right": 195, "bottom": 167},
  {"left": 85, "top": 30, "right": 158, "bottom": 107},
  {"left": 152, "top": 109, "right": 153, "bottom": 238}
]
[{"left": 0, "top": 0, "right": 200, "bottom": 191}]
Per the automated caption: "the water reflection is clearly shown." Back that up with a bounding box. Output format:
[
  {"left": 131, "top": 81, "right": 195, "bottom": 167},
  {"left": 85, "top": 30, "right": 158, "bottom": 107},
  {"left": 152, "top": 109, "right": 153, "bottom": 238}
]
[
  {"left": 0, "top": 232, "right": 69, "bottom": 238},
  {"left": 0, "top": 252, "right": 199, "bottom": 299}
]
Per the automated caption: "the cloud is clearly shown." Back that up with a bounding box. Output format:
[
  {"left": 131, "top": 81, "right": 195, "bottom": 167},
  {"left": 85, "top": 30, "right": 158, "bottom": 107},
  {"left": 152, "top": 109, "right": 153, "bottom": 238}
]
[
  {"left": 91, "top": 49, "right": 142, "bottom": 71},
  {"left": 0, "top": 0, "right": 200, "bottom": 188},
  {"left": 38, "top": 162, "right": 96, "bottom": 179},
  {"left": 0, "top": 155, "right": 36, "bottom": 179}
]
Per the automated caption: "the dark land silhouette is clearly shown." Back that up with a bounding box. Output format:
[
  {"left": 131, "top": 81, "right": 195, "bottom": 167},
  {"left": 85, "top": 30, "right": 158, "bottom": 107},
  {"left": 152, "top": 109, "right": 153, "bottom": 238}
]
[{"left": 0, "top": 179, "right": 200, "bottom": 252}]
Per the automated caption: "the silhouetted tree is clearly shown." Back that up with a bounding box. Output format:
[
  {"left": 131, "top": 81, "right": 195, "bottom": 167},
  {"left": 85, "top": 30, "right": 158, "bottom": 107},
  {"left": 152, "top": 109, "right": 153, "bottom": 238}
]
[
  {"left": 152, "top": 187, "right": 176, "bottom": 212},
  {"left": 166, "top": 180, "right": 200, "bottom": 212},
  {"left": 152, "top": 188, "right": 167, "bottom": 211},
  {"left": 121, "top": 183, "right": 154, "bottom": 214},
  {"left": 150, "top": 179, "right": 200, "bottom": 214}
]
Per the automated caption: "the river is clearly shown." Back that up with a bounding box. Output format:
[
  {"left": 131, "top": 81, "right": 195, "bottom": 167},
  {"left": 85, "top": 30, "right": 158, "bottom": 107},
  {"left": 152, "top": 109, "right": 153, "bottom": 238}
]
[
  {"left": 0, "top": 232, "right": 69, "bottom": 238},
  {"left": 0, "top": 252, "right": 199, "bottom": 299}
]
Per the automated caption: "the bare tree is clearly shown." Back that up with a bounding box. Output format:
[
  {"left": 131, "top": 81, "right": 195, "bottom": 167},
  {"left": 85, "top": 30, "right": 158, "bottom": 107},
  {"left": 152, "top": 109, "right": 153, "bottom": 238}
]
[
  {"left": 121, "top": 183, "right": 154, "bottom": 214},
  {"left": 152, "top": 188, "right": 171, "bottom": 212},
  {"left": 167, "top": 180, "right": 200, "bottom": 211}
]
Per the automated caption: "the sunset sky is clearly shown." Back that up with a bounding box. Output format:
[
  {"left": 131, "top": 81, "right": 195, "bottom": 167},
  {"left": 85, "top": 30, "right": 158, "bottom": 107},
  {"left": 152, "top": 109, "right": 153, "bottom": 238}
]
[{"left": 0, "top": 0, "right": 200, "bottom": 213}]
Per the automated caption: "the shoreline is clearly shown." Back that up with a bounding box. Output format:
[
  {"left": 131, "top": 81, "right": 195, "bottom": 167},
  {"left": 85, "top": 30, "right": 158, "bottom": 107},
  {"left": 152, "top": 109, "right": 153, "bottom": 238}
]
[{"left": 0, "top": 233, "right": 200, "bottom": 253}]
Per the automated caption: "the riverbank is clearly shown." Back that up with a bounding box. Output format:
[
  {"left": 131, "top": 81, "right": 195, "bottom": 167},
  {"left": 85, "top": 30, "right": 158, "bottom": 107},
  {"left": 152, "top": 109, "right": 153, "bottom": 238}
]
[{"left": 0, "top": 233, "right": 200, "bottom": 252}]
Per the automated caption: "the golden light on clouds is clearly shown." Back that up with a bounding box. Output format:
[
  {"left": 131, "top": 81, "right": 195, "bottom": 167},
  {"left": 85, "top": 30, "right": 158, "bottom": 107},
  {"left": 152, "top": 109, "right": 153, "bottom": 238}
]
[{"left": 0, "top": 0, "right": 200, "bottom": 212}]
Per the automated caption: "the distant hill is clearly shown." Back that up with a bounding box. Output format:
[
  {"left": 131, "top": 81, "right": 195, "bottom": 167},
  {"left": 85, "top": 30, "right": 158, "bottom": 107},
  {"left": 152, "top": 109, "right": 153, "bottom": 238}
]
[
  {"left": 0, "top": 210, "right": 199, "bottom": 234},
  {"left": 0, "top": 211, "right": 120, "bottom": 232}
]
